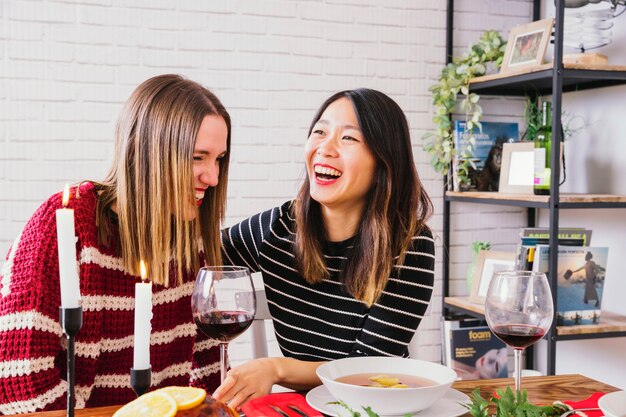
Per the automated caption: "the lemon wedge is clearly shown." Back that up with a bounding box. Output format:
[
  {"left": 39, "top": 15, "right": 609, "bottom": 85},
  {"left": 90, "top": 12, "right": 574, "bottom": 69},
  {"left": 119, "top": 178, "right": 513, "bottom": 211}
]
[
  {"left": 112, "top": 391, "right": 177, "bottom": 417},
  {"left": 155, "top": 386, "right": 207, "bottom": 410}
]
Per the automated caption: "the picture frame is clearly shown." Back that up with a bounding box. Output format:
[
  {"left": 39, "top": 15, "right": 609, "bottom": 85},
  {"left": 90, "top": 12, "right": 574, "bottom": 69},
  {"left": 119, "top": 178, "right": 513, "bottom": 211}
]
[
  {"left": 499, "top": 142, "right": 535, "bottom": 194},
  {"left": 501, "top": 18, "right": 554, "bottom": 73},
  {"left": 470, "top": 250, "right": 516, "bottom": 304}
]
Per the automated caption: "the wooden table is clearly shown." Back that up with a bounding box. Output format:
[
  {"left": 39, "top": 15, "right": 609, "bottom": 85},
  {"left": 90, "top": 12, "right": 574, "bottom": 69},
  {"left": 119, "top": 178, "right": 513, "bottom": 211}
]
[{"left": 7, "top": 374, "right": 620, "bottom": 417}]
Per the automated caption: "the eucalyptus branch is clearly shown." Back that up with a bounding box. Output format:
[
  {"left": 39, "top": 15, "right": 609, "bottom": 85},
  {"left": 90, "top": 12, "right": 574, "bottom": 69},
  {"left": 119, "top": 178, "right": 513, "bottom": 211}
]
[{"left": 423, "top": 30, "right": 506, "bottom": 189}]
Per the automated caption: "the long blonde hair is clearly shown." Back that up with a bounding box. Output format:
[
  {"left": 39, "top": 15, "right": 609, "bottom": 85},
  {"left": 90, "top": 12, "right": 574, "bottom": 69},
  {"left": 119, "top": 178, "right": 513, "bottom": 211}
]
[
  {"left": 96, "top": 74, "right": 231, "bottom": 286},
  {"left": 294, "top": 89, "right": 432, "bottom": 306}
]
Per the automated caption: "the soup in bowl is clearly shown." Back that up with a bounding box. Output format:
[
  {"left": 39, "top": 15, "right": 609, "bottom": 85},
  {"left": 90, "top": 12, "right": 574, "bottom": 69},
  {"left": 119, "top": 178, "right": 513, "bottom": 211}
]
[{"left": 316, "top": 357, "right": 457, "bottom": 416}]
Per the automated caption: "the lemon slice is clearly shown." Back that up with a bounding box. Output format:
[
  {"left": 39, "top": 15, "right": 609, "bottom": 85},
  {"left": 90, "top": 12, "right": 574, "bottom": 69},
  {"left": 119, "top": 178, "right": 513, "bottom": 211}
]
[
  {"left": 156, "top": 386, "right": 207, "bottom": 410},
  {"left": 112, "top": 391, "right": 177, "bottom": 417}
]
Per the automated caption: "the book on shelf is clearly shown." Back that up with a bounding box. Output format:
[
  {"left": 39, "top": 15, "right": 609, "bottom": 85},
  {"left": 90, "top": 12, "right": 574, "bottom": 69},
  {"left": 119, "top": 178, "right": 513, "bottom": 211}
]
[
  {"left": 520, "top": 227, "right": 592, "bottom": 246},
  {"left": 515, "top": 227, "right": 592, "bottom": 270},
  {"left": 442, "top": 319, "right": 508, "bottom": 380},
  {"left": 533, "top": 245, "right": 608, "bottom": 326},
  {"left": 452, "top": 120, "right": 519, "bottom": 192}
]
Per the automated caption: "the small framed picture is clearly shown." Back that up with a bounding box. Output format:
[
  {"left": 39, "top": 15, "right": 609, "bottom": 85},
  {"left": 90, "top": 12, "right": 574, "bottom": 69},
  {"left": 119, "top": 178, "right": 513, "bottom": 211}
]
[
  {"left": 499, "top": 142, "right": 535, "bottom": 194},
  {"left": 501, "top": 18, "right": 554, "bottom": 73},
  {"left": 470, "top": 250, "right": 516, "bottom": 304}
]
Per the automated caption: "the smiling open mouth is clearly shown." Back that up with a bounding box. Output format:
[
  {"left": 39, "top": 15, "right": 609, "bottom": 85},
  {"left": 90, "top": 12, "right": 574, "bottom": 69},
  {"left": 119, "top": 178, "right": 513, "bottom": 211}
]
[{"left": 314, "top": 165, "right": 342, "bottom": 182}]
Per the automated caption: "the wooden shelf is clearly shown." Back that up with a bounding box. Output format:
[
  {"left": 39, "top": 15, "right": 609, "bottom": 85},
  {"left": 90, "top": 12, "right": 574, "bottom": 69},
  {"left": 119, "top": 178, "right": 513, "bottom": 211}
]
[
  {"left": 444, "top": 296, "right": 626, "bottom": 340},
  {"left": 468, "top": 63, "right": 626, "bottom": 96},
  {"left": 445, "top": 191, "right": 626, "bottom": 209}
]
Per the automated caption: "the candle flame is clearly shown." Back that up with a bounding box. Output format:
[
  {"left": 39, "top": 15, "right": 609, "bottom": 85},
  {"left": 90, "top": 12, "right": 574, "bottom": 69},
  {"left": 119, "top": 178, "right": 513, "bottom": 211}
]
[
  {"left": 139, "top": 260, "right": 147, "bottom": 281},
  {"left": 62, "top": 184, "right": 70, "bottom": 207}
]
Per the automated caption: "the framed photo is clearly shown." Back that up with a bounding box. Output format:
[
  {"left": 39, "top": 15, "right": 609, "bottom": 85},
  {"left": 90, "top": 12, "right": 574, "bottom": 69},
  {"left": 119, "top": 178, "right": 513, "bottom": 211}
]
[
  {"left": 499, "top": 142, "right": 535, "bottom": 194},
  {"left": 470, "top": 250, "right": 516, "bottom": 303},
  {"left": 501, "top": 18, "right": 554, "bottom": 73}
]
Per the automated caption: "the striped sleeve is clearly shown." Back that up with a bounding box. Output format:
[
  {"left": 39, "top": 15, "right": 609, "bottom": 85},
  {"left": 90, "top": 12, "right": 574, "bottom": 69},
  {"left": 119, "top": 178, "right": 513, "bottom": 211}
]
[
  {"left": 350, "top": 227, "right": 435, "bottom": 357},
  {"left": 220, "top": 206, "right": 280, "bottom": 273},
  {"left": 0, "top": 198, "right": 90, "bottom": 414}
]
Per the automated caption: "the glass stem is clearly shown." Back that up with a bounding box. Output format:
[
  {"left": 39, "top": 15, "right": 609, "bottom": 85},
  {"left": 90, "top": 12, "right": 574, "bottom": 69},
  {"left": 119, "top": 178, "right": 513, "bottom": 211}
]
[
  {"left": 220, "top": 343, "right": 228, "bottom": 384},
  {"left": 514, "top": 348, "right": 523, "bottom": 392}
]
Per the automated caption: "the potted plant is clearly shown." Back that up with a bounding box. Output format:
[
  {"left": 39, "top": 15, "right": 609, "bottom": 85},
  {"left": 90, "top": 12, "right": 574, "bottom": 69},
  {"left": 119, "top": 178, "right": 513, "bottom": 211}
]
[{"left": 423, "top": 30, "right": 506, "bottom": 190}]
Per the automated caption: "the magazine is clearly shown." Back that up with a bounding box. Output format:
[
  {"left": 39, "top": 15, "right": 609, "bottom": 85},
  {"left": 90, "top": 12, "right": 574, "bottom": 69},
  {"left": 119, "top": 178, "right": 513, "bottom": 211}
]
[
  {"left": 452, "top": 121, "right": 519, "bottom": 191},
  {"left": 533, "top": 245, "right": 608, "bottom": 325},
  {"left": 442, "top": 319, "right": 508, "bottom": 380}
]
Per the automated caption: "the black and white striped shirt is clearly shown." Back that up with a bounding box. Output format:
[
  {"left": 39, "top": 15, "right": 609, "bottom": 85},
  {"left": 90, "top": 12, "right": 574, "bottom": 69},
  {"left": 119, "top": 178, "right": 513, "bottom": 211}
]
[{"left": 221, "top": 201, "right": 435, "bottom": 360}]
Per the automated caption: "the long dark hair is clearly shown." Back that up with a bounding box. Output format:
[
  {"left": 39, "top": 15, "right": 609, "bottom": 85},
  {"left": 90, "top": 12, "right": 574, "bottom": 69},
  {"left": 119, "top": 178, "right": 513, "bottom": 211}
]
[{"left": 293, "top": 88, "right": 432, "bottom": 305}]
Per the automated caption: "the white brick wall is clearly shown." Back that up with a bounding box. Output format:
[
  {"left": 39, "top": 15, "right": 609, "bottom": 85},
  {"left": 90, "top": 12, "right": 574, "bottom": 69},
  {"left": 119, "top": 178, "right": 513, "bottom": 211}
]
[{"left": 0, "top": 0, "right": 534, "bottom": 368}]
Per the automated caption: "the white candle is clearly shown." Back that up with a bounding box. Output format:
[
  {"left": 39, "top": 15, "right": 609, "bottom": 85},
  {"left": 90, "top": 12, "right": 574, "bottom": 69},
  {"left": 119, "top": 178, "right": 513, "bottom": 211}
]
[
  {"left": 133, "top": 260, "right": 152, "bottom": 370},
  {"left": 56, "top": 184, "right": 81, "bottom": 308}
]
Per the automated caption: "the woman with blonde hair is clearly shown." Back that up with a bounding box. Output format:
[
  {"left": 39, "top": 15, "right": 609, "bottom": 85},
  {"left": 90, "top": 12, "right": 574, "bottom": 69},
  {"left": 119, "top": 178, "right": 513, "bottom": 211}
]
[
  {"left": 0, "top": 74, "right": 230, "bottom": 413},
  {"left": 214, "top": 88, "right": 435, "bottom": 409}
]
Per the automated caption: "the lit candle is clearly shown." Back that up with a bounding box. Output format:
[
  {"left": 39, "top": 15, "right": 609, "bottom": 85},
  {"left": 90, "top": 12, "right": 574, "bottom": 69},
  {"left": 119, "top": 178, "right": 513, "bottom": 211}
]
[
  {"left": 56, "top": 184, "right": 81, "bottom": 308},
  {"left": 133, "top": 260, "right": 152, "bottom": 370}
]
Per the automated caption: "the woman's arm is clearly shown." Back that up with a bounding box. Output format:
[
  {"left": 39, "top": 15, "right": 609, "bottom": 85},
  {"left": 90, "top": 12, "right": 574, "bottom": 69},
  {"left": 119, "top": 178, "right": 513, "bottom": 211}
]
[
  {"left": 0, "top": 198, "right": 77, "bottom": 413},
  {"left": 212, "top": 357, "right": 325, "bottom": 409},
  {"left": 349, "top": 228, "right": 436, "bottom": 357}
]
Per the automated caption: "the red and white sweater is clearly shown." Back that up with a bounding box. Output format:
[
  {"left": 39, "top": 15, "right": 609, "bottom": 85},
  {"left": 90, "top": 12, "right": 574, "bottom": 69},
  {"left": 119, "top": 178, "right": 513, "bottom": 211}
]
[{"left": 0, "top": 182, "right": 221, "bottom": 414}]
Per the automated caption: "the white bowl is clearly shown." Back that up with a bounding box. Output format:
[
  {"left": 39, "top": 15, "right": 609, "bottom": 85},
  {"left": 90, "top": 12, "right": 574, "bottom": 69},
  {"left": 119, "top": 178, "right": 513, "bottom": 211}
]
[
  {"left": 316, "top": 357, "right": 457, "bottom": 416},
  {"left": 599, "top": 391, "right": 626, "bottom": 417}
]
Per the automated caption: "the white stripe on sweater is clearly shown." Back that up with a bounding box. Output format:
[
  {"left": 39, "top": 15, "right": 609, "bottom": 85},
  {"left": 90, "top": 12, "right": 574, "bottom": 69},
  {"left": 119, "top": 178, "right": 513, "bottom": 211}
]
[
  {"left": 0, "top": 380, "right": 66, "bottom": 415},
  {"left": 355, "top": 339, "right": 396, "bottom": 357},
  {"left": 260, "top": 260, "right": 362, "bottom": 304},
  {"left": 0, "top": 311, "right": 62, "bottom": 336},
  {"left": 387, "top": 277, "right": 434, "bottom": 290},
  {"left": 381, "top": 290, "right": 430, "bottom": 305},
  {"left": 189, "top": 362, "right": 220, "bottom": 382},
  {"left": 263, "top": 282, "right": 363, "bottom": 318},
  {"left": 72, "top": 323, "right": 200, "bottom": 358},
  {"left": 81, "top": 282, "right": 194, "bottom": 312},
  {"left": 79, "top": 247, "right": 125, "bottom": 272},
  {"left": 274, "top": 329, "right": 350, "bottom": 356},
  {"left": 272, "top": 316, "right": 353, "bottom": 344},
  {"left": 1, "top": 229, "right": 23, "bottom": 298},
  {"left": 267, "top": 299, "right": 361, "bottom": 331},
  {"left": 373, "top": 302, "right": 423, "bottom": 319},
  {"left": 0, "top": 356, "right": 55, "bottom": 378}
]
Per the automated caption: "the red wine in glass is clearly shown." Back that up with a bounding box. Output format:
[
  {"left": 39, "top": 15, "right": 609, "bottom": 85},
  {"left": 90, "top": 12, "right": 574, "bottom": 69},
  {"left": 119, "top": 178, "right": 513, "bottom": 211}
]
[
  {"left": 491, "top": 324, "right": 546, "bottom": 349},
  {"left": 194, "top": 310, "right": 254, "bottom": 342},
  {"left": 191, "top": 266, "right": 256, "bottom": 383}
]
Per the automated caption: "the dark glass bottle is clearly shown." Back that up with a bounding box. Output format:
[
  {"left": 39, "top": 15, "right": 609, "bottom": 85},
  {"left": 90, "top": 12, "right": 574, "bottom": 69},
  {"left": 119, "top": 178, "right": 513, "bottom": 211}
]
[{"left": 533, "top": 101, "right": 552, "bottom": 195}]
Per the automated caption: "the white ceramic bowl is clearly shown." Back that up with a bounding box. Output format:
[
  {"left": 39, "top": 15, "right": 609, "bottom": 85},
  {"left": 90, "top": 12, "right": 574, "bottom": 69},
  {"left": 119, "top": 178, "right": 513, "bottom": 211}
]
[
  {"left": 316, "top": 357, "right": 457, "bottom": 416},
  {"left": 599, "top": 391, "right": 626, "bottom": 417}
]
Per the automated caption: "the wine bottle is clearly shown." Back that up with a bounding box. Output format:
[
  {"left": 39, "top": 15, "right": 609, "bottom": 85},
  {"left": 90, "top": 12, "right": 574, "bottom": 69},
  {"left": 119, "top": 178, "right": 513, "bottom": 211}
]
[{"left": 533, "top": 101, "right": 552, "bottom": 195}]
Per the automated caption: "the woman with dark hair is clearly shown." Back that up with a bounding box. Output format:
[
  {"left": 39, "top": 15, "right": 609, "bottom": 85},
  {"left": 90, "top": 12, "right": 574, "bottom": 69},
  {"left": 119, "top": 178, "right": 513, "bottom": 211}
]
[
  {"left": 0, "top": 74, "right": 231, "bottom": 413},
  {"left": 213, "top": 88, "right": 434, "bottom": 408}
]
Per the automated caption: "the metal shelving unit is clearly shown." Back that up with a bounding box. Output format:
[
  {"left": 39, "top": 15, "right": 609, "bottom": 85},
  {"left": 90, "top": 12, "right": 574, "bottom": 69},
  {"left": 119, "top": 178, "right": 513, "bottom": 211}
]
[{"left": 442, "top": 0, "right": 626, "bottom": 375}]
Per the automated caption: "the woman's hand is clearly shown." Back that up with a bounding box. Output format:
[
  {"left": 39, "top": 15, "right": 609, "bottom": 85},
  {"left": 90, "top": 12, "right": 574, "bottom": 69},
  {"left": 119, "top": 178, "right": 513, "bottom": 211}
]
[
  {"left": 212, "top": 357, "right": 325, "bottom": 410},
  {"left": 212, "top": 358, "right": 279, "bottom": 410}
]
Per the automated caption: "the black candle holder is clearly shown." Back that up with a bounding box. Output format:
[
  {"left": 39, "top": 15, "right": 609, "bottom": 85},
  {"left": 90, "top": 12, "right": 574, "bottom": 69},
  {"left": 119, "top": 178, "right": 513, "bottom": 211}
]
[
  {"left": 130, "top": 367, "right": 151, "bottom": 397},
  {"left": 59, "top": 306, "right": 83, "bottom": 417}
]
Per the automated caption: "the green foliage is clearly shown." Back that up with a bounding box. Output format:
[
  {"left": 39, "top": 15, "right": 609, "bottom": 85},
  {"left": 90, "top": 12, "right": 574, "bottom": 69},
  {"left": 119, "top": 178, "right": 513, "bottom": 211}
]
[
  {"left": 465, "top": 387, "right": 569, "bottom": 417},
  {"left": 522, "top": 97, "right": 543, "bottom": 142},
  {"left": 423, "top": 30, "right": 506, "bottom": 188},
  {"left": 472, "top": 240, "right": 491, "bottom": 256},
  {"left": 329, "top": 400, "right": 413, "bottom": 417}
]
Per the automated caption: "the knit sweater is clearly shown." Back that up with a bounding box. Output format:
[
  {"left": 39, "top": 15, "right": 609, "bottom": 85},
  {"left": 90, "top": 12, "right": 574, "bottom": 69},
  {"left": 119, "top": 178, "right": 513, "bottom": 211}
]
[
  {"left": 0, "top": 183, "right": 220, "bottom": 414},
  {"left": 221, "top": 202, "right": 435, "bottom": 360}
]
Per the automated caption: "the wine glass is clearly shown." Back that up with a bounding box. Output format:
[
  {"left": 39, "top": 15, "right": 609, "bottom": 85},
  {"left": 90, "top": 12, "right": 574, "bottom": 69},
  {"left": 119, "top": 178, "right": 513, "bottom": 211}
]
[
  {"left": 191, "top": 266, "right": 256, "bottom": 383},
  {"left": 485, "top": 271, "right": 553, "bottom": 392}
]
